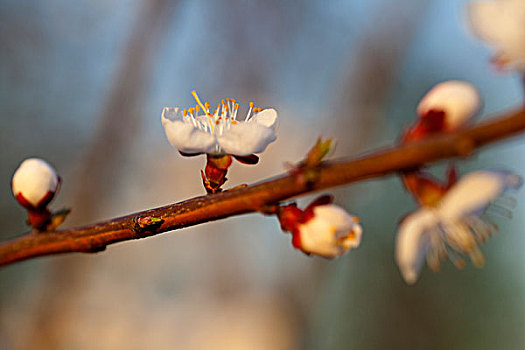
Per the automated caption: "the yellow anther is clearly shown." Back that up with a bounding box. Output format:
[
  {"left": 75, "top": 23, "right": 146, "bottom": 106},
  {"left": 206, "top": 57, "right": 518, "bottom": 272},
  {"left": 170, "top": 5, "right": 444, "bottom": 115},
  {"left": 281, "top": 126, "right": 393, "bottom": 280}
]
[
  {"left": 231, "top": 98, "right": 236, "bottom": 104},
  {"left": 249, "top": 102, "right": 254, "bottom": 108},
  {"left": 183, "top": 109, "right": 188, "bottom": 116},
  {"left": 204, "top": 101, "right": 211, "bottom": 109},
  {"left": 188, "top": 107, "right": 194, "bottom": 114},
  {"left": 195, "top": 105, "right": 200, "bottom": 112},
  {"left": 226, "top": 98, "right": 230, "bottom": 102},
  {"left": 191, "top": 90, "right": 207, "bottom": 114},
  {"left": 234, "top": 103, "right": 239, "bottom": 109},
  {"left": 225, "top": 105, "right": 229, "bottom": 111},
  {"left": 190, "top": 90, "right": 213, "bottom": 131},
  {"left": 221, "top": 99, "right": 225, "bottom": 105}
]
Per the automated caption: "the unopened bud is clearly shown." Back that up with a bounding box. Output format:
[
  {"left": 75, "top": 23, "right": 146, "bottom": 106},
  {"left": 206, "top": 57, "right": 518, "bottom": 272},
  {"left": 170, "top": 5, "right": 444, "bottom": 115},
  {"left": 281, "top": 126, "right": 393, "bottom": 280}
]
[
  {"left": 12, "top": 158, "right": 59, "bottom": 210},
  {"left": 417, "top": 81, "right": 481, "bottom": 131}
]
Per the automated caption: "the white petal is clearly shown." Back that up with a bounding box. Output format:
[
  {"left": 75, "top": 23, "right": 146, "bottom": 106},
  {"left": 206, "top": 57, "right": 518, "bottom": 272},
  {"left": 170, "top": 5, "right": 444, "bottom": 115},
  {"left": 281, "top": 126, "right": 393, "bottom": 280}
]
[
  {"left": 417, "top": 81, "right": 481, "bottom": 130},
  {"left": 251, "top": 108, "right": 278, "bottom": 130},
  {"left": 161, "top": 107, "right": 181, "bottom": 126},
  {"left": 162, "top": 118, "right": 217, "bottom": 154},
  {"left": 298, "top": 205, "right": 360, "bottom": 258},
  {"left": 437, "top": 170, "right": 522, "bottom": 220},
  {"left": 395, "top": 209, "right": 439, "bottom": 284},
  {"left": 468, "top": 0, "right": 525, "bottom": 69},
  {"left": 217, "top": 123, "right": 276, "bottom": 156},
  {"left": 12, "top": 158, "right": 59, "bottom": 206}
]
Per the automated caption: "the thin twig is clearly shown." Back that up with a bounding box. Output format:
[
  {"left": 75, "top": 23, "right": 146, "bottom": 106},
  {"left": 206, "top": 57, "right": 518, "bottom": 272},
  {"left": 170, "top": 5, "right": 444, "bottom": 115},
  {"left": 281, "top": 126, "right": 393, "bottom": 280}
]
[{"left": 1, "top": 107, "right": 525, "bottom": 267}]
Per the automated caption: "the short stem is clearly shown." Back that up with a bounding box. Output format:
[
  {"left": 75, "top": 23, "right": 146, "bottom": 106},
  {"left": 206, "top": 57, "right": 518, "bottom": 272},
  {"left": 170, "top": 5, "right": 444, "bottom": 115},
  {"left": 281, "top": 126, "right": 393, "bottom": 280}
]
[
  {"left": 27, "top": 208, "right": 52, "bottom": 231},
  {"left": 202, "top": 154, "right": 233, "bottom": 194}
]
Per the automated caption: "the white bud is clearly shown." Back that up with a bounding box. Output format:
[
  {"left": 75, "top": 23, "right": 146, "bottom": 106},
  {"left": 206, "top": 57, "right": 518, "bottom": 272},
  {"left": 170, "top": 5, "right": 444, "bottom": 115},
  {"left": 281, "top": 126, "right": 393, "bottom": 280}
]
[
  {"left": 12, "top": 158, "right": 59, "bottom": 208},
  {"left": 417, "top": 81, "right": 481, "bottom": 130},
  {"left": 297, "top": 204, "right": 362, "bottom": 259}
]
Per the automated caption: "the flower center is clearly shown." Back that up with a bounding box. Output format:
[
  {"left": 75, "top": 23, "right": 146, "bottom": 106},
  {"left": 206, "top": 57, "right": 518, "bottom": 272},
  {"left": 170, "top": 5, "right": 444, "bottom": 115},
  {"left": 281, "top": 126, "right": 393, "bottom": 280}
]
[{"left": 182, "top": 90, "right": 263, "bottom": 136}]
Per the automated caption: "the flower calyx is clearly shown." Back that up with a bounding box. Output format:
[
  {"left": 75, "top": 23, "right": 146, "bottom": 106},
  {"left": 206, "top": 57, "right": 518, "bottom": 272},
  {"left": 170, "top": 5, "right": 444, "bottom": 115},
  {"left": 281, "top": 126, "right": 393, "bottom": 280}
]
[{"left": 201, "top": 154, "right": 233, "bottom": 194}]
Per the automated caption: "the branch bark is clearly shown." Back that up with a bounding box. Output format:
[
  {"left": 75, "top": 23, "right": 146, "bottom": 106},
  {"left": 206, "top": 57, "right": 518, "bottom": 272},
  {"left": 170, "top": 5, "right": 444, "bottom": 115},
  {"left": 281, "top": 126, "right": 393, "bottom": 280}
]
[{"left": 1, "top": 107, "right": 525, "bottom": 267}]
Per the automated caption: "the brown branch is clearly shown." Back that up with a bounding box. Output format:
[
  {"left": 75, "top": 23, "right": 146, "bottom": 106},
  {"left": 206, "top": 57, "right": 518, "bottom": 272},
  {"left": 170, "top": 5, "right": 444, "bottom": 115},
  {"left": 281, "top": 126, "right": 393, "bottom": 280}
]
[{"left": 1, "top": 107, "right": 525, "bottom": 267}]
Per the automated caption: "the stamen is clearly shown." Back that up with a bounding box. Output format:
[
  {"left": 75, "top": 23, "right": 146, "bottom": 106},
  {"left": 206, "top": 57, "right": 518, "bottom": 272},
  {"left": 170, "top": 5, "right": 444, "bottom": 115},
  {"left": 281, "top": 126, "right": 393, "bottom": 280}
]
[
  {"left": 183, "top": 109, "right": 188, "bottom": 117},
  {"left": 232, "top": 103, "right": 239, "bottom": 120},
  {"left": 191, "top": 90, "right": 214, "bottom": 132},
  {"left": 246, "top": 102, "right": 255, "bottom": 121}
]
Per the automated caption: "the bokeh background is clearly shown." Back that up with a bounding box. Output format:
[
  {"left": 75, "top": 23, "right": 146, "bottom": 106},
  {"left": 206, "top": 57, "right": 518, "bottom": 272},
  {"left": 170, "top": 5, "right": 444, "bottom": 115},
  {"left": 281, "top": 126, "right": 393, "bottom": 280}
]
[{"left": 1, "top": 0, "right": 524, "bottom": 349}]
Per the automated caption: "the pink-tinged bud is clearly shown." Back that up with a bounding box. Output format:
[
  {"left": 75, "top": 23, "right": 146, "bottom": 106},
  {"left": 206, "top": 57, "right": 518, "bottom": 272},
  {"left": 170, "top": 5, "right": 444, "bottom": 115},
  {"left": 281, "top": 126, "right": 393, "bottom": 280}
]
[
  {"left": 416, "top": 81, "right": 481, "bottom": 132},
  {"left": 12, "top": 158, "right": 60, "bottom": 230},
  {"left": 278, "top": 197, "right": 362, "bottom": 259},
  {"left": 295, "top": 205, "right": 362, "bottom": 259},
  {"left": 12, "top": 158, "right": 59, "bottom": 209}
]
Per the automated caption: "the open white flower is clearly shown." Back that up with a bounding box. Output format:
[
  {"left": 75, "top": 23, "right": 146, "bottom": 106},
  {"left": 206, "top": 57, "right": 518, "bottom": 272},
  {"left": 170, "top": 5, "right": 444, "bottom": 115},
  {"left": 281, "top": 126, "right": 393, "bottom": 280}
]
[
  {"left": 12, "top": 158, "right": 59, "bottom": 208},
  {"left": 468, "top": 0, "right": 525, "bottom": 70},
  {"left": 161, "top": 91, "right": 278, "bottom": 156},
  {"left": 396, "top": 170, "right": 522, "bottom": 284},
  {"left": 417, "top": 81, "right": 481, "bottom": 131},
  {"left": 296, "top": 204, "right": 362, "bottom": 259}
]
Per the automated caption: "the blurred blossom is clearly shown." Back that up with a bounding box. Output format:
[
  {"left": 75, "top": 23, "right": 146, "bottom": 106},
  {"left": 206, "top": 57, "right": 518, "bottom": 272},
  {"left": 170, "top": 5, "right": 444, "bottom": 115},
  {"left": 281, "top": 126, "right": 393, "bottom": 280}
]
[
  {"left": 468, "top": 0, "right": 525, "bottom": 70},
  {"left": 396, "top": 170, "right": 522, "bottom": 284}
]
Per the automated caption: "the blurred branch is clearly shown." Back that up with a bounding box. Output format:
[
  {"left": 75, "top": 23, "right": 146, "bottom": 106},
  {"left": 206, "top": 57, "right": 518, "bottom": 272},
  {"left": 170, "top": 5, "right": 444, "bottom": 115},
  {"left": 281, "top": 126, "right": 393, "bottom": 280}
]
[{"left": 1, "top": 107, "right": 525, "bottom": 267}]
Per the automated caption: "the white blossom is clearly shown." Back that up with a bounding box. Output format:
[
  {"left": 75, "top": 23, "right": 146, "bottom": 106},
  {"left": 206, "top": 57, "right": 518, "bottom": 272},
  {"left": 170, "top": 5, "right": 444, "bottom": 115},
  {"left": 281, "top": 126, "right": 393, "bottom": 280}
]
[
  {"left": 396, "top": 170, "right": 522, "bottom": 284},
  {"left": 417, "top": 81, "right": 481, "bottom": 130},
  {"left": 12, "top": 158, "right": 59, "bottom": 208},
  {"left": 161, "top": 91, "right": 278, "bottom": 156},
  {"left": 296, "top": 204, "right": 362, "bottom": 259},
  {"left": 468, "top": 0, "right": 525, "bottom": 70}
]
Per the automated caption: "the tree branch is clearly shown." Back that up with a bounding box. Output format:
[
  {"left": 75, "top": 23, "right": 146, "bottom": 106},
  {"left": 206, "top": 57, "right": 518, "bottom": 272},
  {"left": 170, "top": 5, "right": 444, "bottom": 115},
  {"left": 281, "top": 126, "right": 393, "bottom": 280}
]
[{"left": 1, "top": 107, "right": 525, "bottom": 267}]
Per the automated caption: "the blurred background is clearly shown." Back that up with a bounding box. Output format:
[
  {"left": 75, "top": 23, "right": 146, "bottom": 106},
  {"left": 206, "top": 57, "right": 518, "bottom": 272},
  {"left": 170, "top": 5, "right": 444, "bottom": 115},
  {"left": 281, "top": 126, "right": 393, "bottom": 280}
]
[{"left": 0, "top": 0, "right": 524, "bottom": 349}]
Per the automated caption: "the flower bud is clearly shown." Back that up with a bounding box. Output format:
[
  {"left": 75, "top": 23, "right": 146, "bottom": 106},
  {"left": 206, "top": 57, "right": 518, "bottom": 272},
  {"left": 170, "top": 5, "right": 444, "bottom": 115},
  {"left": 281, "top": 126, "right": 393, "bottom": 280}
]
[
  {"left": 12, "top": 158, "right": 59, "bottom": 209},
  {"left": 296, "top": 204, "right": 362, "bottom": 258},
  {"left": 417, "top": 81, "right": 481, "bottom": 131}
]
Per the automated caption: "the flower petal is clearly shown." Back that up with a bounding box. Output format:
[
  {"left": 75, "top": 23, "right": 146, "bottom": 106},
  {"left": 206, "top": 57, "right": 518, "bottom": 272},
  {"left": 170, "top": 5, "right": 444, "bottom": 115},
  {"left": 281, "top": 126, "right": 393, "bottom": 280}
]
[
  {"left": 437, "top": 170, "right": 522, "bottom": 220},
  {"left": 162, "top": 112, "right": 217, "bottom": 154},
  {"left": 161, "top": 107, "right": 182, "bottom": 125},
  {"left": 251, "top": 108, "right": 278, "bottom": 129},
  {"left": 395, "top": 208, "right": 439, "bottom": 284},
  {"left": 217, "top": 123, "right": 276, "bottom": 156}
]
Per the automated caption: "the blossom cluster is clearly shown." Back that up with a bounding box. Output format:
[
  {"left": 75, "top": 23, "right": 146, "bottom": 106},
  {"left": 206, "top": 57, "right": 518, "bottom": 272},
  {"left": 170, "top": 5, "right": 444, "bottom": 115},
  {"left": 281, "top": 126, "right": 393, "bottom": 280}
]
[
  {"left": 397, "top": 81, "right": 522, "bottom": 284},
  {"left": 7, "top": 0, "right": 525, "bottom": 284}
]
